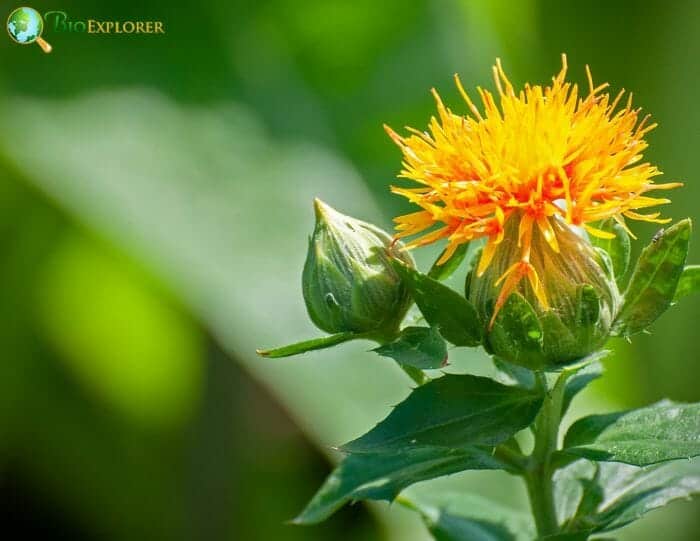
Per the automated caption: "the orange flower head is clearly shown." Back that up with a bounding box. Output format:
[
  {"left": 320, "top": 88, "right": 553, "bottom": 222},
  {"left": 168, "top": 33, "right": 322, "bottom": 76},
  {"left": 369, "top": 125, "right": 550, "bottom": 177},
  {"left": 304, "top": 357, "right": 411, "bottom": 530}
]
[{"left": 386, "top": 55, "right": 681, "bottom": 323}]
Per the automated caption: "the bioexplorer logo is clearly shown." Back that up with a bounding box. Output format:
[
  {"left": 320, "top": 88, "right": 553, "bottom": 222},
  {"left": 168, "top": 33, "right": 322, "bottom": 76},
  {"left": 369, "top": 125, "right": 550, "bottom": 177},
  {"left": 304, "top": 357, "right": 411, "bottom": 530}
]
[{"left": 7, "top": 7, "right": 166, "bottom": 52}]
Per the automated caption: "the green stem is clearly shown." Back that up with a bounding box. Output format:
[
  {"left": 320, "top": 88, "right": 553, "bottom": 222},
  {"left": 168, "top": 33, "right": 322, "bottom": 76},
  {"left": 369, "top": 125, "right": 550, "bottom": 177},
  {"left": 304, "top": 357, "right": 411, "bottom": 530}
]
[{"left": 525, "top": 371, "right": 568, "bottom": 537}]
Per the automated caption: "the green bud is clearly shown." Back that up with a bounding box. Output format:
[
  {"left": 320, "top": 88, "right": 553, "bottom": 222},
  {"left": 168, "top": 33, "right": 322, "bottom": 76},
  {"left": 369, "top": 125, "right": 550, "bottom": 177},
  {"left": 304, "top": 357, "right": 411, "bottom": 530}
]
[
  {"left": 302, "top": 199, "right": 415, "bottom": 338},
  {"left": 469, "top": 215, "right": 620, "bottom": 369}
]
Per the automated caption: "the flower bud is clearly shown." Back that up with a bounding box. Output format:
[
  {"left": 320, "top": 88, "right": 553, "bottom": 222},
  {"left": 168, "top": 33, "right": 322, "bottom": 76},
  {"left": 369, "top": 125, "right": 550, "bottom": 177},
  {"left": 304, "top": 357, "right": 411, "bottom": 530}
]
[
  {"left": 468, "top": 214, "right": 620, "bottom": 369},
  {"left": 302, "top": 199, "right": 415, "bottom": 338}
]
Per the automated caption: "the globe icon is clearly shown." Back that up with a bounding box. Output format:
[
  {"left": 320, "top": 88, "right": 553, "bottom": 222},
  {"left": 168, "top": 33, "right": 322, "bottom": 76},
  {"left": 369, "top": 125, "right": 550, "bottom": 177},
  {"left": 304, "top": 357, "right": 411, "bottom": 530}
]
[{"left": 7, "top": 6, "right": 51, "bottom": 52}]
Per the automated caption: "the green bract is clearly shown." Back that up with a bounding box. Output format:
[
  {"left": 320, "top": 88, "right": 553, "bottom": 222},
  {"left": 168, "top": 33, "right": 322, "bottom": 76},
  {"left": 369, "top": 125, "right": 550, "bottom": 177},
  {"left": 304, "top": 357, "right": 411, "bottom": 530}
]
[
  {"left": 469, "top": 216, "right": 620, "bottom": 369},
  {"left": 613, "top": 219, "right": 691, "bottom": 336},
  {"left": 302, "top": 199, "right": 414, "bottom": 337}
]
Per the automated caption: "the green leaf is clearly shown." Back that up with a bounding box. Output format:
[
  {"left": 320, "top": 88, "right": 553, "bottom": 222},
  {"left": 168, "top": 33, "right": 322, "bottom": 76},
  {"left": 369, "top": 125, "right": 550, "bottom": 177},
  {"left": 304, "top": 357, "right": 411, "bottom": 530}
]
[
  {"left": 294, "top": 445, "right": 506, "bottom": 525},
  {"left": 489, "top": 293, "right": 545, "bottom": 370},
  {"left": 673, "top": 264, "right": 700, "bottom": 302},
  {"left": 256, "top": 331, "right": 358, "bottom": 357},
  {"left": 493, "top": 357, "right": 536, "bottom": 390},
  {"left": 554, "top": 459, "right": 700, "bottom": 534},
  {"left": 400, "top": 491, "right": 534, "bottom": 541},
  {"left": 589, "top": 219, "right": 631, "bottom": 286},
  {"left": 429, "top": 243, "right": 469, "bottom": 281},
  {"left": 561, "top": 352, "right": 608, "bottom": 415},
  {"left": 613, "top": 220, "right": 691, "bottom": 336},
  {"left": 373, "top": 326, "right": 447, "bottom": 370},
  {"left": 562, "top": 400, "right": 700, "bottom": 466},
  {"left": 342, "top": 374, "right": 543, "bottom": 453},
  {"left": 392, "top": 260, "right": 482, "bottom": 346}
]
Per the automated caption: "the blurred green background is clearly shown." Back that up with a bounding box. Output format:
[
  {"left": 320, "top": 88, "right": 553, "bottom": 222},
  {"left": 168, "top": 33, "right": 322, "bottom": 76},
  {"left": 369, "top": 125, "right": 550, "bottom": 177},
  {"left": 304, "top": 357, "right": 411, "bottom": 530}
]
[{"left": 0, "top": 1, "right": 698, "bottom": 539}]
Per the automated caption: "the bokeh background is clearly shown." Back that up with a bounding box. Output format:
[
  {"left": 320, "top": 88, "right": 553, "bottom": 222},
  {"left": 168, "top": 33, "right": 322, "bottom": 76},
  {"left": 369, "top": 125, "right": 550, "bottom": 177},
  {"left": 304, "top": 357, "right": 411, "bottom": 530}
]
[{"left": 1, "top": 1, "right": 699, "bottom": 539}]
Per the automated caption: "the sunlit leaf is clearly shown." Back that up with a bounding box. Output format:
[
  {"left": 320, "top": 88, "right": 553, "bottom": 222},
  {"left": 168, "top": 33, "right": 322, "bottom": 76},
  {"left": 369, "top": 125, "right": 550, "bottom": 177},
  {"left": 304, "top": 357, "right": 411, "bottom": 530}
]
[
  {"left": 562, "top": 400, "right": 700, "bottom": 466},
  {"left": 555, "top": 458, "right": 700, "bottom": 534},
  {"left": 342, "top": 374, "right": 543, "bottom": 453}
]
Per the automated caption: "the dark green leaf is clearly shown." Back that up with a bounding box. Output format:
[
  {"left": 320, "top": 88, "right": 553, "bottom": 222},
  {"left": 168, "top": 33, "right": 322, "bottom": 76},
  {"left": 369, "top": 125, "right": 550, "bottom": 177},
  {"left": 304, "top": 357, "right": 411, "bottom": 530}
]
[
  {"left": 561, "top": 352, "right": 608, "bottom": 415},
  {"left": 373, "top": 326, "right": 447, "bottom": 370},
  {"left": 613, "top": 220, "right": 691, "bottom": 336},
  {"left": 429, "top": 243, "right": 469, "bottom": 281},
  {"left": 562, "top": 400, "right": 700, "bottom": 466},
  {"left": 489, "top": 293, "right": 545, "bottom": 370},
  {"left": 342, "top": 374, "right": 543, "bottom": 453},
  {"left": 294, "top": 446, "right": 505, "bottom": 525},
  {"left": 554, "top": 458, "right": 700, "bottom": 534},
  {"left": 400, "top": 491, "right": 534, "bottom": 541},
  {"left": 589, "top": 219, "right": 631, "bottom": 286},
  {"left": 493, "top": 357, "right": 536, "bottom": 389},
  {"left": 392, "top": 260, "right": 482, "bottom": 346},
  {"left": 673, "top": 264, "right": 700, "bottom": 302},
  {"left": 256, "top": 331, "right": 357, "bottom": 357}
]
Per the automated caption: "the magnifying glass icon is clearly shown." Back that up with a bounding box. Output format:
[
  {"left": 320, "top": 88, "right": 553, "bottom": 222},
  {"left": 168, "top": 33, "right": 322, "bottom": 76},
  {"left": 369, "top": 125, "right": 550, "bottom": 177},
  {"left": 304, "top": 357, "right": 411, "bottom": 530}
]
[{"left": 7, "top": 7, "right": 52, "bottom": 53}]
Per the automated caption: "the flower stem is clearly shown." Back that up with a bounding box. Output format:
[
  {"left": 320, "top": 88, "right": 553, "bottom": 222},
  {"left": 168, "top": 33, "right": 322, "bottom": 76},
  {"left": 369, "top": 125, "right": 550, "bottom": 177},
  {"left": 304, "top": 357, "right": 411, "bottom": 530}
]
[{"left": 525, "top": 371, "right": 568, "bottom": 537}]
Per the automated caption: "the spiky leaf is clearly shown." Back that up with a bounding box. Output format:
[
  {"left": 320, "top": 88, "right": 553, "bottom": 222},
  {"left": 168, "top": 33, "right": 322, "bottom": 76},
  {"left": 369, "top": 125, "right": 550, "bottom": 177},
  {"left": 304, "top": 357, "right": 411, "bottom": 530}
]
[
  {"left": 555, "top": 458, "right": 700, "bottom": 534},
  {"left": 562, "top": 400, "right": 700, "bottom": 466},
  {"left": 342, "top": 374, "right": 543, "bottom": 453}
]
